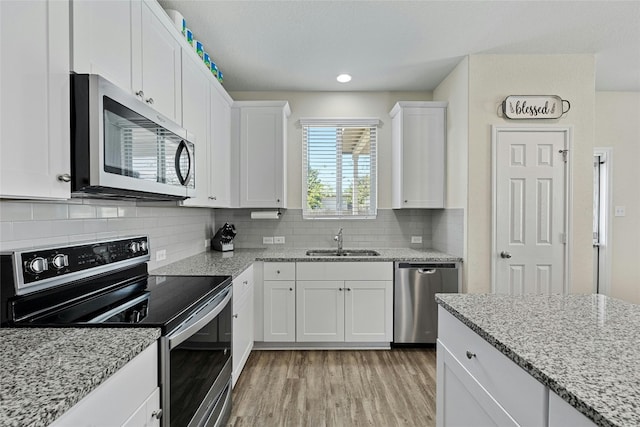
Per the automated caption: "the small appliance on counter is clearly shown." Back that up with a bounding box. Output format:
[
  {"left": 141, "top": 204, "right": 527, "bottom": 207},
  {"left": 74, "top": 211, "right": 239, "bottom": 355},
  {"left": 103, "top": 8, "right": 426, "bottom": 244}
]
[{"left": 211, "top": 223, "right": 236, "bottom": 252}]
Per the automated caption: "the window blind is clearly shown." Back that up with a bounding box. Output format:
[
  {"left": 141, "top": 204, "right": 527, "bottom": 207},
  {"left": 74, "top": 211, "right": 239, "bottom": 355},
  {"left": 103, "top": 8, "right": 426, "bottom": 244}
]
[{"left": 301, "top": 118, "right": 379, "bottom": 219}]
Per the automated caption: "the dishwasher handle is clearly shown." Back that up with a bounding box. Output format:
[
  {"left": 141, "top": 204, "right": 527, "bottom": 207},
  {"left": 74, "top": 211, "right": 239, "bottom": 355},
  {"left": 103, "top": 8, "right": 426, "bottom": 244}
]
[
  {"left": 418, "top": 268, "right": 437, "bottom": 274},
  {"left": 396, "top": 262, "right": 456, "bottom": 269}
]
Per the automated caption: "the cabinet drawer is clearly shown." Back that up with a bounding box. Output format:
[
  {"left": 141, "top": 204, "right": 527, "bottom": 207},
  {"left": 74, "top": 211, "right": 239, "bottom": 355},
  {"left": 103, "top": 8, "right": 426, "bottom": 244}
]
[
  {"left": 296, "top": 262, "right": 392, "bottom": 281},
  {"left": 438, "top": 309, "right": 547, "bottom": 426},
  {"left": 233, "top": 264, "right": 254, "bottom": 303},
  {"left": 264, "top": 262, "right": 295, "bottom": 280}
]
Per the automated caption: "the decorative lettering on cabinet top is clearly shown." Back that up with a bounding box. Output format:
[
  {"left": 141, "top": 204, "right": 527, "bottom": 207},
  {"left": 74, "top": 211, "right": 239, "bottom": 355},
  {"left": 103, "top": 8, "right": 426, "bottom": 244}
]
[{"left": 501, "top": 95, "right": 570, "bottom": 120}]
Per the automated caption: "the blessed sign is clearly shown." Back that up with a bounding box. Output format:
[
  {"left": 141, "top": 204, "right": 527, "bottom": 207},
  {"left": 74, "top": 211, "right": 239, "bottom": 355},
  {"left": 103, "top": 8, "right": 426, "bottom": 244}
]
[{"left": 502, "top": 95, "right": 570, "bottom": 120}]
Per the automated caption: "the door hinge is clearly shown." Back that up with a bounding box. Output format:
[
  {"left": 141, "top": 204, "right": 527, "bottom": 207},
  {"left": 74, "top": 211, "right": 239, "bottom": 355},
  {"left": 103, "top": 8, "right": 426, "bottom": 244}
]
[
  {"left": 559, "top": 149, "right": 568, "bottom": 163},
  {"left": 560, "top": 232, "right": 567, "bottom": 244}
]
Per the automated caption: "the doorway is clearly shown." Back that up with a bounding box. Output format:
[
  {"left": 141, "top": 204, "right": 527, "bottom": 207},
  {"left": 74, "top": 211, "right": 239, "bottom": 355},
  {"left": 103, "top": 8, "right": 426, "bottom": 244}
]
[
  {"left": 491, "top": 126, "right": 572, "bottom": 295},
  {"left": 593, "top": 148, "right": 612, "bottom": 295}
]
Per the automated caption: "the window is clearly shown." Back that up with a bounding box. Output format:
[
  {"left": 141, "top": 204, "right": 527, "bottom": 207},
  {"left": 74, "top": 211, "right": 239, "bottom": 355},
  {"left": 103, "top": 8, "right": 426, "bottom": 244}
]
[{"left": 301, "top": 118, "right": 379, "bottom": 219}]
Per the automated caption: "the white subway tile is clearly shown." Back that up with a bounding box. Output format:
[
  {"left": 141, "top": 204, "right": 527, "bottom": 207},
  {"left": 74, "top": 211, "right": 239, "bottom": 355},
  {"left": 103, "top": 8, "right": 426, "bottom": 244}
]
[
  {"left": 96, "top": 206, "right": 118, "bottom": 218},
  {"left": 33, "top": 203, "right": 69, "bottom": 220},
  {"left": 69, "top": 204, "right": 96, "bottom": 219},
  {"left": 0, "top": 202, "right": 33, "bottom": 222}
]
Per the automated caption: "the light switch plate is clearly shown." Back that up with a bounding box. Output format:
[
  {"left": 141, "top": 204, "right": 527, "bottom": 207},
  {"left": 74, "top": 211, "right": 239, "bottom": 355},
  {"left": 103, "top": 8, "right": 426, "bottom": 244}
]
[
  {"left": 615, "top": 206, "right": 626, "bottom": 217},
  {"left": 411, "top": 236, "right": 423, "bottom": 244},
  {"left": 274, "top": 236, "right": 285, "bottom": 244},
  {"left": 155, "top": 249, "right": 167, "bottom": 261},
  {"left": 263, "top": 237, "right": 274, "bottom": 244}
]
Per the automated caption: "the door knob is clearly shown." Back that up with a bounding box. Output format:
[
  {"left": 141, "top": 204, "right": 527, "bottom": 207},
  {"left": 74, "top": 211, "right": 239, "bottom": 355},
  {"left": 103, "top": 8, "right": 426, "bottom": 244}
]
[{"left": 500, "top": 251, "right": 512, "bottom": 259}]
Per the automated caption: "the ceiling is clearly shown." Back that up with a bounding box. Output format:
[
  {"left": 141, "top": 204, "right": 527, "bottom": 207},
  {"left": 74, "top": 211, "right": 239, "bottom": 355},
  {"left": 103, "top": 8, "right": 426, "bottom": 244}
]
[{"left": 157, "top": 1, "right": 640, "bottom": 92}]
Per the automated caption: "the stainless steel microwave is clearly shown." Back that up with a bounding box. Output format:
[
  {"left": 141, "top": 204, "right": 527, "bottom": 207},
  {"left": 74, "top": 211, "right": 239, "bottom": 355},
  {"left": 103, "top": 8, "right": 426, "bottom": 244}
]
[{"left": 71, "top": 74, "right": 195, "bottom": 200}]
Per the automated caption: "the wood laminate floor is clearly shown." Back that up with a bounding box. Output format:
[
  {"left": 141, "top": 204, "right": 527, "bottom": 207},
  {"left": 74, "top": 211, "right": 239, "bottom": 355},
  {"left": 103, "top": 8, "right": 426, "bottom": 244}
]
[{"left": 228, "top": 348, "right": 437, "bottom": 426}]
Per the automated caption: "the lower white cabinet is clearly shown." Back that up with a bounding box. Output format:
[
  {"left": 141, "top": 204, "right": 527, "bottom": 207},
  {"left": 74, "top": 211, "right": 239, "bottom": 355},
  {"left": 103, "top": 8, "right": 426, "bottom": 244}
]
[
  {"left": 263, "top": 280, "right": 296, "bottom": 342},
  {"left": 548, "top": 391, "right": 596, "bottom": 427},
  {"left": 232, "top": 265, "right": 254, "bottom": 387},
  {"left": 296, "top": 279, "right": 392, "bottom": 342},
  {"left": 51, "top": 342, "right": 159, "bottom": 427}
]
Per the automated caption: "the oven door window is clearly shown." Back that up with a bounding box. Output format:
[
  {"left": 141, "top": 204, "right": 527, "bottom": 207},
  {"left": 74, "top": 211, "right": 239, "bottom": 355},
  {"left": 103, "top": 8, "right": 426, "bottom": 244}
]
[{"left": 170, "top": 300, "right": 231, "bottom": 427}]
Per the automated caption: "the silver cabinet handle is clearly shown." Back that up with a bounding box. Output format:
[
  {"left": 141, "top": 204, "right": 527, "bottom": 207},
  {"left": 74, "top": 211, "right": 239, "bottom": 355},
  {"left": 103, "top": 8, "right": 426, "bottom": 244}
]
[
  {"left": 57, "top": 174, "right": 71, "bottom": 182},
  {"left": 135, "top": 90, "right": 144, "bottom": 99},
  {"left": 466, "top": 351, "right": 476, "bottom": 359},
  {"left": 151, "top": 409, "right": 163, "bottom": 419},
  {"left": 146, "top": 97, "right": 154, "bottom": 105},
  {"left": 500, "top": 251, "right": 512, "bottom": 259}
]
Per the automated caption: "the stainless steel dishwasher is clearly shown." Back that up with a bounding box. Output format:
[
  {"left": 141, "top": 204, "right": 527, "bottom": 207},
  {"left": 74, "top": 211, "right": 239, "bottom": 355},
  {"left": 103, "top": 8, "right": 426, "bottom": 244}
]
[{"left": 393, "top": 262, "right": 459, "bottom": 344}]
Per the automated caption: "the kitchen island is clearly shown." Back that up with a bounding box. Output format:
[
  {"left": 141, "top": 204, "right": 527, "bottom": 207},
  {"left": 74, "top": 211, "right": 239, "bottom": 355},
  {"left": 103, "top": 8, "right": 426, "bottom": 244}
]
[
  {"left": 436, "top": 293, "right": 640, "bottom": 427},
  {"left": 0, "top": 328, "right": 160, "bottom": 427}
]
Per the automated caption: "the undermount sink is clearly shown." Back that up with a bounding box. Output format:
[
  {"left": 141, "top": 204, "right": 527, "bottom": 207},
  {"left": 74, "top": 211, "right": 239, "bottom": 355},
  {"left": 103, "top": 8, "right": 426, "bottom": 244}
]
[{"left": 305, "top": 249, "right": 380, "bottom": 257}]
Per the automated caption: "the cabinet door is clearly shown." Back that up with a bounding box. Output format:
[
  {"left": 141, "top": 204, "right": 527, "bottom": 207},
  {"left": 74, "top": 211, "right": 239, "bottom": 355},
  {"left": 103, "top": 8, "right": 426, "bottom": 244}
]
[
  {"left": 122, "top": 387, "right": 161, "bottom": 427},
  {"left": 0, "top": 0, "right": 70, "bottom": 200},
  {"left": 239, "top": 106, "right": 285, "bottom": 207},
  {"left": 232, "top": 285, "right": 254, "bottom": 387},
  {"left": 137, "top": 1, "right": 181, "bottom": 122},
  {"left": 180, "top": 49, "right": 211, "bottom": 207},
  {"left": 263, "top": 281, "right": 295, "bottom": 342},
  {"left": 209, "top": 84, "right": 232, "bottom": 207},
  {"left": 401, "top": 107, "right": 445, "bottom": 208},
  {"left": 296, "top": 281, "right": 345, "bottom": 342},
  {"left": 548, "top": 392, "right": 596, "bottom": 427},
  {"left": 344, "top": 281, "right": 392, "bottom": 342},
  {"left": 436, "top": 340, "right": 518, "bottom": 427},
  {"left": 70, "top": 0, "right": 134, "bottom": 92}
]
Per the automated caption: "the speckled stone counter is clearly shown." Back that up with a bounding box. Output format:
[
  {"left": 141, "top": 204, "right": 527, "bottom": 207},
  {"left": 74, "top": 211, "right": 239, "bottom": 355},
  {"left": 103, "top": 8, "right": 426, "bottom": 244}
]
[
  {"left": 0, "top": 328, "right": 161, "bottom": 427},
  {"left": 436, "top": 294, "right": 640, "bottom": 427},
  {"left": 150, "top": 247, "right": 461, "bottom": 277}
]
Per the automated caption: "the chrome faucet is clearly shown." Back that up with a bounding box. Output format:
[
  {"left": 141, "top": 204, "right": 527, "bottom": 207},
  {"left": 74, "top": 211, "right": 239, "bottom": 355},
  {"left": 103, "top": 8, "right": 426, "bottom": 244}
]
[{"left": 334, "top": 228, "right": 344, "bottom": 252}]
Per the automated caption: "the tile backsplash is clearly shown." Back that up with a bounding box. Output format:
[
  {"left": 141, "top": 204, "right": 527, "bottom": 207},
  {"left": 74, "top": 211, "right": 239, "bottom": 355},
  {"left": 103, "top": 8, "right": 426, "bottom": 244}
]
[
  {"left": 0, "top": 199, "right": 215, "bottom": 270},
  {"left": 214, "top": 208, "right": 462, "bottom": 252}
]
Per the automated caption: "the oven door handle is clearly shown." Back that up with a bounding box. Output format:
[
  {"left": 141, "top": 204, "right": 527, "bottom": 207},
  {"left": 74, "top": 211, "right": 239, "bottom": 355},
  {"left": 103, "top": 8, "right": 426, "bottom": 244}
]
[{"left": 168, "top": 285, "right": 232, "bottom": 349}]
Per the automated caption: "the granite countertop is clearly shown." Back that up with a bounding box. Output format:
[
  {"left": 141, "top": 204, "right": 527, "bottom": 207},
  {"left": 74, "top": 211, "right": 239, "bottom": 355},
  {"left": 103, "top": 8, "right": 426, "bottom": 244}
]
[
  {"left": 436, "top": 294, "right": 640, "bottom": 427},
  {"left": 150, "top": 247, "right": 462, "bottom": 278},
  {"left": 0, "top": 328, "right": 161, "bottom": 427}
]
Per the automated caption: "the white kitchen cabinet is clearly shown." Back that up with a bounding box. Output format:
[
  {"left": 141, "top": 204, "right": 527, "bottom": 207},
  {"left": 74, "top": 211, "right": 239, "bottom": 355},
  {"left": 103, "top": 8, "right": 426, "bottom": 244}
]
[
  {"left": 548, "top": 391, "right": 596, "bottom": 427},
  {"left": 232, "top": 265, "right": 254, "bottom": 387},
  {"left": 390, "top": 101, "right": 447, "bottom": 208},
  {"left": 296, "top": 262, "right": 393, "bottom": 343},
  {"left": 71, "top": 0, "right": 181, "bottom": 122},
  {"left": 263, "top": 262, "right": 296, "bottom": 342},
  {"left": 436, "top": 308, "right": 547, "bottom": 427},
  {"left": 0, "top": 0, "right": 71, "bottom": 200},
  {"left": 51, "top": 342, "right": 160, "bottom": 427},
  {"left": 208, "top": 83, "right": 233, "bottom": 207},
  {"left": 233, "top": 101, "right": 291, "bottom": 208}
]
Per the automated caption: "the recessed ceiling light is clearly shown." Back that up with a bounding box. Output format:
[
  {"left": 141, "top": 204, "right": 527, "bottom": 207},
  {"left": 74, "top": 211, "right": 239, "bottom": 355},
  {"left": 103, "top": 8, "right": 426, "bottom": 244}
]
[{"left": 336, "top": 74, "right": 352, "bottom": 83}]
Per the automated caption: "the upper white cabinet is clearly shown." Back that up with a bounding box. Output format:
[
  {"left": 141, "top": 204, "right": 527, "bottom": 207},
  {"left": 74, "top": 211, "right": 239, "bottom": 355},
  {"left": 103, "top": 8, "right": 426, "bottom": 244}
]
[
  {"left": 72, "top": 0, "right": 182, "bottom": 122},
  {"left": 0, "top": 0, "right": 71, "bottom": 200},
  {"left": 233, "top": 101, "right": 291, "bottom": 208},
  {"left": 208, "top": 83, "right": 233, "bottom": 207},
  {"left": 390, "top": 101, "right": 447, "bottom": 209}
]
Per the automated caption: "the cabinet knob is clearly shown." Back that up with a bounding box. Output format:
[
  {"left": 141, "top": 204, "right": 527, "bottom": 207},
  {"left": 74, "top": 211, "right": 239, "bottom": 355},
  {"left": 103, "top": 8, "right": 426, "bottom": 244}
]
[
  {"left": 209, "top": 196, "right": 217, "bottom": 200},
  {"left": 146, "top": 97, "right": 154, "bottom": 105},
  {"left": 233, "top": 314, "right": 238, "bottom": 318},
  {"left": 243, "top": 280, "right": 248, "bottom": 285},
  {"left": 404, "top": 200, "right": 408, "bottom": 203},
  {"left": 276, "top": 198, "right": 280, "bottom": 203},
  {"left": 57, "top": 173, "right": 71, "bottom": 182},
  {"left": 466, "top": 351, "right": 476, "bottom": 359},
  {"left": 289, "top": 288, "right": 293, "bottom": 291},
  {"left": 338, "top": 287, "right": 343, "bottom": 291},
  {"left": 135, "top": 90, "right": 145, "bottom": 99},
  {"left": 276, "top": 270, "right": 280, "bottom": 274},
  {"left": 151, "top": 409, "right": 163, "bottom": 419},
  {"left": 345, "top": 288, "right": 351, "bottom": 291}
]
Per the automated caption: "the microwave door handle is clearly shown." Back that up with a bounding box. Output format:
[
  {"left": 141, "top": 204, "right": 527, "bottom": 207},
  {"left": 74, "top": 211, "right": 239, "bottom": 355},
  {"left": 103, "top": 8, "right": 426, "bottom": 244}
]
[{"left": 174, "top": 140, "right": 193, "bottom": 186}]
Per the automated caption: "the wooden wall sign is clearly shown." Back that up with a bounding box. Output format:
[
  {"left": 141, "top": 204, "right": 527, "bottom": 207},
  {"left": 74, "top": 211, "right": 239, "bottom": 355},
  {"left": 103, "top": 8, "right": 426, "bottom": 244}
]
[{"left": 501, "top": 95, "right": 570, "bottom": 119}]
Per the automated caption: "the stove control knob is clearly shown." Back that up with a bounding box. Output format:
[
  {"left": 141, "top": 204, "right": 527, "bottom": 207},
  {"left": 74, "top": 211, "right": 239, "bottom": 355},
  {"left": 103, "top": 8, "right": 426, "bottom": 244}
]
[
  {"left": 139, "top": 241, "right": 148, "bottom": 252},
  {"left": 128, "top": 242, "right": 141, "bottom": 253},
  {"left": 27, "top": 257, "right": 48, "bottom": 275},
  {"left": 50, "top": 254, "right": 69, "bottom": 270}
]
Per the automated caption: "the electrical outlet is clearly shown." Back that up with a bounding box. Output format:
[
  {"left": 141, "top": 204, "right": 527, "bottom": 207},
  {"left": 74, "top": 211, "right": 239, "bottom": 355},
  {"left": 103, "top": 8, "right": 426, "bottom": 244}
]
[
  {"left": 204, "top": 239, "right": 210, "bottom": 248},
  {"left": 411, "top": 236, "right": 423, "bottom": 244},
  {"left": 263, "top": 237, "right": 274, "bottom": 244},
  {"left": 155, "top": 249, "right": 167, "bottom": 261},
  {"left": 274, "top": 236, "right": 285, "bottom": 244},
  {"left": 615, "top": 206, "right": 626, "bottom": 217}
]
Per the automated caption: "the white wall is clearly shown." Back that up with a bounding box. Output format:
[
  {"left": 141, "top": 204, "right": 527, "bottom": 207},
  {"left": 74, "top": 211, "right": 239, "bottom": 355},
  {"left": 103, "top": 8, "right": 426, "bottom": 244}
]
[
  {"left": 229, "top": 91, "right": 432, "bottom": 209},
  {"left": 595, "top": 92, "right": 640, "bottom": 304},
  {"left": 465, "top": 54, "right": 596, "bottom": 294}
]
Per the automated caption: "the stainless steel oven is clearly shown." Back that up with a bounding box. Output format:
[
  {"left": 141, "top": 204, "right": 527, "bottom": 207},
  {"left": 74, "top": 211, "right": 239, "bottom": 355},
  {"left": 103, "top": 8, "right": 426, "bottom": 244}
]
[
  {"left": 71, "top": 74, "right": 196, "bottom": 200},
  {"left": 0, "top": 236, "right": 232, "bottom": 427}
]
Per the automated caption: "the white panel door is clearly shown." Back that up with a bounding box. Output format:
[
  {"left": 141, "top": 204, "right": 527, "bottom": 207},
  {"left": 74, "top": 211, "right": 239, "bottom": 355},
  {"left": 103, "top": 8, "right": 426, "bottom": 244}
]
[
  {"left": 493, "top": 127, "right": 569, "bottom": 295},
  {"left": 263, "top": 281, "right": 295, "bottom": 342},
  {"left": 296, "top": 281, "right": 344, "bottom": 342},
  {"left": 344, "top": 280, "right": 392, "bottom": 342}
]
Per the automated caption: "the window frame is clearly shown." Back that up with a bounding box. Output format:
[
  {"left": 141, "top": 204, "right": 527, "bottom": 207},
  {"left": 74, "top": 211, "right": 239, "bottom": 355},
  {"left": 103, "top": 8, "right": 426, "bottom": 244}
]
[{"left": 300, "top": 117, "right": 380, "bottom": 220}]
